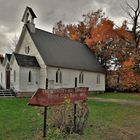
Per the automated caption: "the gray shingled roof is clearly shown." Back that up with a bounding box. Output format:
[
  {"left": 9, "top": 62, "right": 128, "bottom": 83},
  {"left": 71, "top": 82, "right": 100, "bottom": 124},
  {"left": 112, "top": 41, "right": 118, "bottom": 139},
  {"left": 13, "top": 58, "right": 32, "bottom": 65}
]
[
  {"left": 6, "top": 54, "right": 12, "bottom": 61},
  {"left": 28, "top": 27, "right": 105, "bottom": 73},
  {"left": 14, "top": 53, "right": 40, "bottom": 68}
]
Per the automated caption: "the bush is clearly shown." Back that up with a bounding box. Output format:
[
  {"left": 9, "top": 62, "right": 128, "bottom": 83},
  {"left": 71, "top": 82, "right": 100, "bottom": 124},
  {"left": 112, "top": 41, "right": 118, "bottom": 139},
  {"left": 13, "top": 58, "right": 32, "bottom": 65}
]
[{"left": 34, "top": 99, "right": 89, "bottom": 139}]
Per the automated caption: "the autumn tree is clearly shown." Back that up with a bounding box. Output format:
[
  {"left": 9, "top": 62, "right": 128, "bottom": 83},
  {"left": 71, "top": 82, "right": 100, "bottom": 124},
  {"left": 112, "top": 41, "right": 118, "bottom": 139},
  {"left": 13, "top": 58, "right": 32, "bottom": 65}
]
[
  {"left": 52, "top": 20, "right": 67, "bottom": 37},
  {"left": 119, "top": 57, "right": 140, "bottom": 91},
  {"left": 116, "top": 1, "right": 140, "bottom": 91},
  {"left": 53, "top": 9, "right": 140, "bottom": 92},
  {"left": 123, "top": 0, "right": 140, "bottom": 83},
  {"left": 53, "top": 10, "right": 116, "bottom": 70}
]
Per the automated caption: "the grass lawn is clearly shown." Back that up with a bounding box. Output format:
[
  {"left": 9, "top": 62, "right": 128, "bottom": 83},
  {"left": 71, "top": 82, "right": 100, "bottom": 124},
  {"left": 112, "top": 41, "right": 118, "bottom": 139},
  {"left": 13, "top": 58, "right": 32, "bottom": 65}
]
[
  {"left": 89, "top": 92, "right": 140, "bottom": 101},
  {"left": 0, "top": 97, "right": 140, "bottom": 140},
  {"left": 0, "top": 98, "right": 43, "bottom": 140}
]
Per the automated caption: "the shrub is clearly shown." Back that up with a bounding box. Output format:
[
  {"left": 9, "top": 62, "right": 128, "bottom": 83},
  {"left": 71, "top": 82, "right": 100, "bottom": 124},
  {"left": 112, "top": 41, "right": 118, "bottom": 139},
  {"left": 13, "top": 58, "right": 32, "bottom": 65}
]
[{"left": 34, "top": 98, "right": 89, "bottom": 139}]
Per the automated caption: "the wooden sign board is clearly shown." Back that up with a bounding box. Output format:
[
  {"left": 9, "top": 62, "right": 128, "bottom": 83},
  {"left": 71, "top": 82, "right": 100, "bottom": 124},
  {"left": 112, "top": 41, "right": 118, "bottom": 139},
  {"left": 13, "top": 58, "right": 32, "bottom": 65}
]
[{"left": 29, "top": 87, "right": 88, "bottom": 107}]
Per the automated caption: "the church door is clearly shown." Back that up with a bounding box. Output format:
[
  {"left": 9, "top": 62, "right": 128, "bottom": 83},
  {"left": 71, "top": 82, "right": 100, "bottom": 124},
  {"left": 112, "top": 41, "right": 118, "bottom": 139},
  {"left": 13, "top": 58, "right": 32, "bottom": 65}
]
[{"left": 6, "top": 70, "right": 10, "bottom": 89}]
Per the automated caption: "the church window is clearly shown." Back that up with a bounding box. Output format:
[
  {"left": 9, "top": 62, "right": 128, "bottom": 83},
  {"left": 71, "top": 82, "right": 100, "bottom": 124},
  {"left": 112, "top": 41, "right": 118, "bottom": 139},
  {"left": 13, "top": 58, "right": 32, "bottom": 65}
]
[
  {"left": 79, "top": 72, "right": 84, "bottom": 83},
  {"left": 14, "top": 70, "right": 16, "bottom": 82},
  {"left": 28, "top": 71, "right": 32, "bottom": 83},
  {"left": 25, "top": 46, "right": 30, "bottom": 54},
  {"left": 56, "top": 69, "right": 62, "bottom": 84},
  {"left": 97, "top": 74, "right": 100, "bottom": 84}
]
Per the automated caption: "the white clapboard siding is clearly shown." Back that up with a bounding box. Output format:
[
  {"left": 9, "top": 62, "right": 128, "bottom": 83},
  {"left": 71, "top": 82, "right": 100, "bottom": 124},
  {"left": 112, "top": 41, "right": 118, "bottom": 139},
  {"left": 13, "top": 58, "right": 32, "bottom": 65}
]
[
  {"left": 16, "top": 30, "right": 47, "bottom": 89},
  {"left": 47, "top": 66, "right": 105, "bottom": 91}
]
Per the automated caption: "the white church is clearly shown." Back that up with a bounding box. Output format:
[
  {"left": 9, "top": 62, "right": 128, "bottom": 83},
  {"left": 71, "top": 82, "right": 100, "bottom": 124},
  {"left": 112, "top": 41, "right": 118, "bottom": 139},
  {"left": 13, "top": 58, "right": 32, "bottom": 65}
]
[{"left": 0, "top": 7, "right": 105, "bottom": 97}]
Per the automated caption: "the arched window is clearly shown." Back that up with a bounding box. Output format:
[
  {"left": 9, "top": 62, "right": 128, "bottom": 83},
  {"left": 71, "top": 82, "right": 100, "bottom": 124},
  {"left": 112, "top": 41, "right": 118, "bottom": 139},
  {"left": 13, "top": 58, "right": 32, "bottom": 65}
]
[
  {"left": 79, "top": 72, "right": 84, "bottom": 83},
  {"left": 79, "top": 74, "right": 81, "bottom": 83},
  {"left": 14, "top": 70, "right": 16, "bottom": 82},
  {"left": 97, "top": 74, "right": 100, "bottom": 84},
  {"left": 82, "top": 74, "right": 84, "bottom": 83},
  {"left": 56, "top": 69, "right": 62, "bottom": 84},
  {"left": 28, "top": 71, "right": 31, "bottom": 83},
  {"left": 56, "top": 70, "right": 58, "bottom": 83}
]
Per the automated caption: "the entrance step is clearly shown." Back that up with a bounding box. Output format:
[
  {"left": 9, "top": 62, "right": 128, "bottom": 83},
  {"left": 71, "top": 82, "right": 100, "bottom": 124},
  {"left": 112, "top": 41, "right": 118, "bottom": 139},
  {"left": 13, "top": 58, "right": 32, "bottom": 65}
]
[{"left": 0, "top": 89, "right": 15, "bottom": 97}]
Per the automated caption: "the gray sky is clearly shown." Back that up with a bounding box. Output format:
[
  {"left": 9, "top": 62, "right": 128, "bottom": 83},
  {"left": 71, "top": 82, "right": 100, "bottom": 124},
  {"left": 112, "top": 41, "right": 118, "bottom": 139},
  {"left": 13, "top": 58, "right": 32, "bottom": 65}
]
[{"left": 0, "top": 0, "right": 131, "bottom": 54}]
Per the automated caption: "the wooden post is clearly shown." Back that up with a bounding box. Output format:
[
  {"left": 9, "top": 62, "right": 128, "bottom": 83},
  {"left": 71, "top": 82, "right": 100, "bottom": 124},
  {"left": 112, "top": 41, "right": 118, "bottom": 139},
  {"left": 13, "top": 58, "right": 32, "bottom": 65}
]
[
  {"left": 43, "top": 107, "right": 47, "bottom": 138},
  {"left": 74, "top": 104, "right": 77, "bottom": 130},
  {"left": 74, "top": 80, "right": 77, "bottom": 131},
  {"left": 43, "top": 79, "right": 48, "bottom": 138}
]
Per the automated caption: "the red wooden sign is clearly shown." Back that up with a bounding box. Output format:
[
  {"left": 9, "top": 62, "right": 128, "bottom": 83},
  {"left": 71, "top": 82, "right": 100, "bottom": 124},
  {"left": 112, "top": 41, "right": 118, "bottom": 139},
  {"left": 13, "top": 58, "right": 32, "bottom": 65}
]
[{"left": 29, "top": 87, "right": 88, "bottom": 107}]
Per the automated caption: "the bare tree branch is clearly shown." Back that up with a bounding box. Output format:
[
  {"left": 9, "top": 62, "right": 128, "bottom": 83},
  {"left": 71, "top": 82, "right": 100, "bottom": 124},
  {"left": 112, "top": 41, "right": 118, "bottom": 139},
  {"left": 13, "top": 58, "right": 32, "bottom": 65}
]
[
  {"left": 126, "top": 1, "right": 136, "bottom": 12},
  {"left": 124, "top": 0, "right": 140, "bottom": 48}
]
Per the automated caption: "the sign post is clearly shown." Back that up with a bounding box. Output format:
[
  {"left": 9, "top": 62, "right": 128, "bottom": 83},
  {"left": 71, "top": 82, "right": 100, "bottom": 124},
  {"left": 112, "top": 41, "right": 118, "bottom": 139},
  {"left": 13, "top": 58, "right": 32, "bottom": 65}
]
[
  {"left": 74, "top": 104, "right": 77, "bottom": 130},
  {"left": 43, "top": 107, "right": 47, "bottom": 138},
  {"left": 29, "top": 87, "right": 88, "bottom": 138}
]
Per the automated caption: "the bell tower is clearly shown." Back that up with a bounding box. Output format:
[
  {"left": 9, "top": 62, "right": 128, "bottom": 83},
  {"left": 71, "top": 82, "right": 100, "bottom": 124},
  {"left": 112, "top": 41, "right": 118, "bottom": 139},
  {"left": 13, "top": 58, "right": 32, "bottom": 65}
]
[{"left": 21, "top": 7, "right": 37, "bottom": 33}]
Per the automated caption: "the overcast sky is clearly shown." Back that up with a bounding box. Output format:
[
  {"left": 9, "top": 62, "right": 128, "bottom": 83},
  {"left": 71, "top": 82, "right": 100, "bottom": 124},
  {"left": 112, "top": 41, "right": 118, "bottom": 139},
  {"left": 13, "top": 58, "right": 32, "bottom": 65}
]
[{"left": 0, "top": 0, "right": 132, "bottom": 54}]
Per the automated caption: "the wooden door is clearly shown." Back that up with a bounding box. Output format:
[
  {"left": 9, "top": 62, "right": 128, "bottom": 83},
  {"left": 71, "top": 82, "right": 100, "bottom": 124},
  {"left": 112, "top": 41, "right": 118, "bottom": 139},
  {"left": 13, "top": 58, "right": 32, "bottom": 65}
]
[{"left": 6, "top": 70, "right": 10, "bottom": 89}]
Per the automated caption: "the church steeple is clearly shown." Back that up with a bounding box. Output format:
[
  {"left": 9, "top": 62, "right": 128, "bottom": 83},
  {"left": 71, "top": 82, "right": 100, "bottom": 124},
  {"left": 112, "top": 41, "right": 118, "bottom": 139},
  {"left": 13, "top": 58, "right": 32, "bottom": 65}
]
[{"left": 21, "top": 7, "right": 37, "bottom": 33}]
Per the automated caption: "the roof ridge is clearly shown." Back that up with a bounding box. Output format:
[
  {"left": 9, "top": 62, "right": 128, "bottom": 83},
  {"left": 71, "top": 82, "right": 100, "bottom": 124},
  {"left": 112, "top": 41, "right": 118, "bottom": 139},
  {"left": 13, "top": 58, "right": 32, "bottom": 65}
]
[{"left": 35, "top": 27, "right": 83, "bottom": 44}]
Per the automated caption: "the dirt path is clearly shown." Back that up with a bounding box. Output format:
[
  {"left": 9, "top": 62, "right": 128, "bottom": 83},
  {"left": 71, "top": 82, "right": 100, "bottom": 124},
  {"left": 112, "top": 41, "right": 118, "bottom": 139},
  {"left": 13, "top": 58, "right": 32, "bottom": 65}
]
[{"left": 90, "top": 97, "right": 140, "bottom": 106}]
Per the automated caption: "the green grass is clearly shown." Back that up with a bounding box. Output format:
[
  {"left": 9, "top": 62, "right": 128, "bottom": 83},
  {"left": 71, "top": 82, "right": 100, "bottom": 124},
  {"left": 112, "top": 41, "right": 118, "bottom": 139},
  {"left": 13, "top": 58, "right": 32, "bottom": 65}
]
[
  {"left": 89, "top": 92, "right": 140, "bottom": 101},
  {"left": 0, "top": 98, "right": 43, "bottom": 140},
  {"left": 0, "top": 97, "right": 140, "bottom": 140},
  {"left": 86, "top": 99, "right": 140, "bottom": 140}
]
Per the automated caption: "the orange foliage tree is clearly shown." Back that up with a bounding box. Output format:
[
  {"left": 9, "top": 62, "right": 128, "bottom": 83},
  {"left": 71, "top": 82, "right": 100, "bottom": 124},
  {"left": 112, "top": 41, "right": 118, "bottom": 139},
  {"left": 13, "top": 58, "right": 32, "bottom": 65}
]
[
  {"left": 119, "top": 58, "right": 140, "bottom": 91},
  {"left": 53, "top": 9, "right": 140, "bottom": 92}
]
